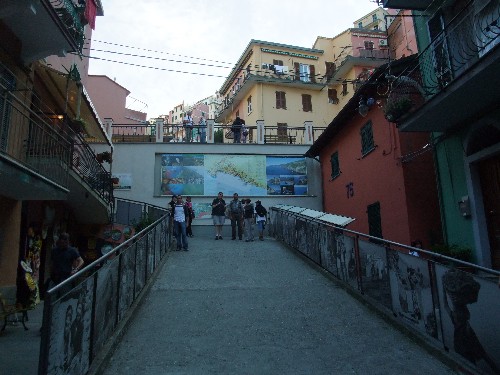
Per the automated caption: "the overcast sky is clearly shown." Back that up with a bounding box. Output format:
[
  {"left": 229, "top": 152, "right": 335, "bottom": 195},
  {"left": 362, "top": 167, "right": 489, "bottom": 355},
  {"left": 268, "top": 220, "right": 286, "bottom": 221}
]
[{"left": 88, "top": 0, "right": 380, "bottom": 119}]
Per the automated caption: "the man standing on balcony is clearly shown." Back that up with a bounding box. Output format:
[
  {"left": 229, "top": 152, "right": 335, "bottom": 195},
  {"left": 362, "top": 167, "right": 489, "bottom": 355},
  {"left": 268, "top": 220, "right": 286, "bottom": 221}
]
[
  {"left": 183, "top": 111, "right": 193, "bottom": 142},
  {"left": 173, "top": 195, "right": 189, "bottom": 251},
  {"left": 231, "top": 117, "right": 243, "bottom": 143}
]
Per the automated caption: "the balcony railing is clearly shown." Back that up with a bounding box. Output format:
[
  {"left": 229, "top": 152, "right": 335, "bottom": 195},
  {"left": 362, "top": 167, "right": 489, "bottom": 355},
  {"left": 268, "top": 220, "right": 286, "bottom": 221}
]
[
  {"left": 0, "top": 79, "right": 112, "bottom": 203},
  {"left": 49, "top": 0, "right": 86, "bottom": 52},
  {"left": 109, "top": 123, "right": 327, "bottom": 145},
  {"left": 389, "top": 1, "right": 500, "bottom": 107},
  {"left": 0, "top": 85, "right": 71, "bottom": 188}
]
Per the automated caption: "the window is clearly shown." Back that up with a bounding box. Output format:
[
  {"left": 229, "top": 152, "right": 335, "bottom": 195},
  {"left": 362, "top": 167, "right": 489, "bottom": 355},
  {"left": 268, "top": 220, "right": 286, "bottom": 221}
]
[
  {"left": 341, "top": 82, "right": 349, "bottom": 96},
  {"left": 294, "top": 63, "right": 314, "bottom": 82},
  {"left": 328, "top": 89, "right": 339, "bottom": 104},
  {"left": 428, "top": 13, "right": 453, "bottom": 88},
  {"left": 367, "top": 201, "right": 383, "bottom": 239},
  {"left": 372, "top": 14, "right": 378, "bottom": 22},
  {"left": 302, "top": 94, "right": 312, "bottom": 112},
  {"left": 276, "top": 91, "right": 286, "bottom": 109},
  {"left": 277, "top": 123, "right": 288, "bottom": 142},
  {"left": 364, "top": 40, "right": 374, "bottom": 50},
  {"left": 325, "top": 62, "right": 336, "bottom": 80},
  {"left": 360, "top": 121, "right": 375, "bottom": 156},
  {"left": 330, "top": 152, "right": 340, "bottom": 179},
  {"left": 358, "top": 21, "right": 363, "bottom": 28},
  {"left": 247, "top": 96, "right": 252, "bottom": 114},
  {"left": 273, "top": 59, "right": 283, "bottom": 66},
  {"left": 374, "top": 25, "right": 379, "bottom": 31}
]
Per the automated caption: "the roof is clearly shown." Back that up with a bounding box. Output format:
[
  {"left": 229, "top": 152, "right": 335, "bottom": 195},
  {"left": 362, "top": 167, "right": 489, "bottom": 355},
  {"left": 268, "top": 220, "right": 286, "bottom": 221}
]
[
  {"left": 273, "top": 205, "right": 355, "bottom": 227},
  {"left": 304, "top": 55, "right": 419, "bottom": 158}
]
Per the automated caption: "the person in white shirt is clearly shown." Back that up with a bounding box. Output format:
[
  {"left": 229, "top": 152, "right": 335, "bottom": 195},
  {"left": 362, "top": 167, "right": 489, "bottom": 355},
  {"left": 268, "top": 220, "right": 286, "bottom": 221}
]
[{"left": 173, "top": 195, "right": 189, "bottom": 251}]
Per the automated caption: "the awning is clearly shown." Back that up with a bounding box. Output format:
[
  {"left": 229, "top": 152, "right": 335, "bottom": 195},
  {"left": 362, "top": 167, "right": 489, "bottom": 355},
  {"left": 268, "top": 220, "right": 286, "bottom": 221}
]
[
  {"left": 34, "top": 63, "right": 112, "bottom": 146},
  {"left": 272, "top": 204, "right": 355, "bottom": 227}
]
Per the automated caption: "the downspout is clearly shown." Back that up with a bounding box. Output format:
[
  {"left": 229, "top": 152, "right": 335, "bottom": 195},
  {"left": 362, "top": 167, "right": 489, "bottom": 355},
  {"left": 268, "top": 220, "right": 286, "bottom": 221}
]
[{"left": 431, "top": 132, "right": 448, "bottom": 243}]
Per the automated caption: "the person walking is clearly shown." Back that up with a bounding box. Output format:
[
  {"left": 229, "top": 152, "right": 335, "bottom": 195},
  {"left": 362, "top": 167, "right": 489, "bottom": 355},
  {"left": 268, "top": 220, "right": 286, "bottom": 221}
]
[
  {"left": 255, "top": 200, "right": 267, "bottom": 240},
  {"left": 231, "top": 117, "right": 243, "bottom": 143},
  {"left": 241, "top": 119, "right": 248, "bottom": 143},
  {"left": 199, "top": 115, "right": 207, "bottom": 143},
  {"left": 173, "top": 195, "right": 189, "bottom": 251},
  {"left": 229, "top": 193, "right": 243, "bottom": 240},
  {"left": 243, "top": 199, "right": 255, "bottom": 242},
  {"left": 50, "top": 233, "right": 84, "bottom": 285},
  {"left": 183, "top": 111, "right": 194, "bottom": 142},
  {"left": 185, "top": 196, "right": 195, "bottom": 237},
  {"left": 211, "top": 192, "right": 226, "bottom": 240}
]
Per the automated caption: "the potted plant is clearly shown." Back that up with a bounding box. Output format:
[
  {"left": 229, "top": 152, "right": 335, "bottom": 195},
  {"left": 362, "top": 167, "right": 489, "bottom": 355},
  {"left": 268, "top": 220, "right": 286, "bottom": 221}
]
[
  {"left": 96, "top": 151, "right": 112, "bottom": 164},
  {"left": 70, "top": 117, "right": 87, "bottom": 133},
  {"left": 383, "top": 96, "right": 413, "bottom": 122}
]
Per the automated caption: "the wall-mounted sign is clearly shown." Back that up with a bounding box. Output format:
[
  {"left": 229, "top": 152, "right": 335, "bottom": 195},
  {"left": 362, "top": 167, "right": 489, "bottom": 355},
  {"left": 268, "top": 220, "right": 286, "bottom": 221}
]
[{"left": 112, "top": 173, "right": 132, "bottom": 190}]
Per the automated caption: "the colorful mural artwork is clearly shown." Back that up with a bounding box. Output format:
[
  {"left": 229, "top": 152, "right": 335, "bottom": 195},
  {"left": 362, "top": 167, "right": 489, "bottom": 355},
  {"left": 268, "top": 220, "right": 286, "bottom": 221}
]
[{"left": 159, "top": 154, "right": 307, "bottom": 196}]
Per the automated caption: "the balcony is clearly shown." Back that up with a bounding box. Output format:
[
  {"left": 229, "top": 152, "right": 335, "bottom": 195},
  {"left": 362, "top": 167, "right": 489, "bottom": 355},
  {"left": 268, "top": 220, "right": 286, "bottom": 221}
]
[
  {"left": 382, "top": 0, "right": 435, "bottom": 10},
  {"left": 0, "top": 80, "right": 112, "bottom": 222},
  {"left": 0, "top": 0, "right": 85, "bottom": 62},
  {"left": 395, "top": 1, "right": 500, "bottom": 132}
]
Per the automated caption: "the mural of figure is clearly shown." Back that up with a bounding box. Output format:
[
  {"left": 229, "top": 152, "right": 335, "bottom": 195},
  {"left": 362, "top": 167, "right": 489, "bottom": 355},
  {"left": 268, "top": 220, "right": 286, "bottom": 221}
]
[{"left": 442, "top": 269, "right": 499, "bottom": 373}]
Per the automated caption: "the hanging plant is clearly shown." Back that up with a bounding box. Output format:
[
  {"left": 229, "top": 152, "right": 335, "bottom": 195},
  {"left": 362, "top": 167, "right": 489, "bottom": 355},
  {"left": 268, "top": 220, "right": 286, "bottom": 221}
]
[
  {"left": 383, "top": 96, "right": 413, "bottom": 122},
  {"left": 96, "top": 151, "right": 112, "bottom": 164}
]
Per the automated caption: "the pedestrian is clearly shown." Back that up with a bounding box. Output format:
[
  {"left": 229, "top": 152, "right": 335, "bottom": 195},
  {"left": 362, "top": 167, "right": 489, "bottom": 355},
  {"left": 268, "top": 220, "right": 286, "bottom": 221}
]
[
  {"left": 241, "top": 119, "right": 248, "bottom": 143},
  {"left": 183, "top": 111, "right": 193, "bottom": 142},
  {"left": 228, "top": 193, "right": 243, "bottom": 240},
  {"left": 50, "top": 233, "right": 84, "bottom": 285},
  {"left": 211, "top": 192, "right": 226, "bottom": 240},
  {"left": 185, "top": 196, "right": 195, "bottom": 237},
  {"left": 199, "top": 115, "right": 207, "bottom": 143},
  {"left": 168, "top": 195, "right": 177, "bottom": 236},
  {"left": 173, "top": 195, "right": 189, "bottom": 251},
  {"left": 255, "top": 200, "right": 267, "bottom": 240},
  {"left": 243, "top": 199, "right": 255, "bottom": 242},
  {"left": 231, "top": 116, "right": 243, "bottom": 143}
]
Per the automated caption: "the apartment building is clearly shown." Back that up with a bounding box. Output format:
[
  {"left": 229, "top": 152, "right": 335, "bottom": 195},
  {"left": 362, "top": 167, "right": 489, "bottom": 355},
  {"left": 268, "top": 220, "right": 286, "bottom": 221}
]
[
  {"left": 0, "top": 0, "right": 112, "bottom": 300},
  {"left": 214, "top": 12, "right": 390, "bottom": 142}
]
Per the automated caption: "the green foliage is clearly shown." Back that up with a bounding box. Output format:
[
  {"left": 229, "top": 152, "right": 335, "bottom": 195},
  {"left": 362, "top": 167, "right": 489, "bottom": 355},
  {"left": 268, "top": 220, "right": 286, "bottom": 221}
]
[
  {"left": 214, "top": 129, "right": 224, "bottom": 143},
  {"left": 430, "top": 243, "right": 472, "bottom": 262},
  {"left": 132, "top": 214, "right": 155, "bottom": 232},
  {"left": 383, "top": 97, "right": 413, "bottom": 122}
]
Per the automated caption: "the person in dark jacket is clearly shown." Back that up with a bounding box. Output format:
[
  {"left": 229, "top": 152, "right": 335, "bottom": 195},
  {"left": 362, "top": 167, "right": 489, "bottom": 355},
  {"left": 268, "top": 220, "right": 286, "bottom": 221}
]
[{"left": 231, "top": 117, "right": 243, "bottom": 143}]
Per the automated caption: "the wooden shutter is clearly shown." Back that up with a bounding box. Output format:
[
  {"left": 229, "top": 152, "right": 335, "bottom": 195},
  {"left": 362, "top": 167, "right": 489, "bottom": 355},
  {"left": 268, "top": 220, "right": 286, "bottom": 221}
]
[
  {"left": 328, "top": 89, "right": 338, "bottom": 104},
  {"left": 309, "top": 65, "right": 316, "bottom": 83},
  {"left": 325, "top": 62, "right": 336, "bottom": 80},
  {"left": 302, "top": 94, "right": 312, "bottom": 112},
  {"left": 294, "top": 62, "right": 300, "bottom": 81}
]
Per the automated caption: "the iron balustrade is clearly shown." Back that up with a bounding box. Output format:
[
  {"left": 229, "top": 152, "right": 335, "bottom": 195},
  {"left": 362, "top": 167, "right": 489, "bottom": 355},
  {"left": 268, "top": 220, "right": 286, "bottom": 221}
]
[
  {"left": 0, "top": 85, "right": 71, "bottom": 189},
  {"left": 49, "top": 0, "right": 86, "bottom": 52},
  {"left": 110, "top": 123, "right": 326, "bottom": 144},
  {"left": 269, "top": 205, "right": 500, "bottom": 374},
  {"left": 389, "top": 1, "right": 500, "bottom": 106},
  {"left": 38, "top": 205, "right": 173, "bottom": 375}
]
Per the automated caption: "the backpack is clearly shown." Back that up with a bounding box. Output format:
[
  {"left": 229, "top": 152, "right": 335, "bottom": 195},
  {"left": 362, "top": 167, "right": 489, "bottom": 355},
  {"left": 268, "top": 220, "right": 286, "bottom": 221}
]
[{"left": 256, "top": 205, "right": 267, "bottom": 217}]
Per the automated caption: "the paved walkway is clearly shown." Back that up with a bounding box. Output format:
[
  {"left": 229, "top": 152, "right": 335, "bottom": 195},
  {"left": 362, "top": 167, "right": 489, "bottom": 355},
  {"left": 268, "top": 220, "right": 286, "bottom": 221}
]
[{"left": 100, "top": 226, "right": 458, "bottom": 375}]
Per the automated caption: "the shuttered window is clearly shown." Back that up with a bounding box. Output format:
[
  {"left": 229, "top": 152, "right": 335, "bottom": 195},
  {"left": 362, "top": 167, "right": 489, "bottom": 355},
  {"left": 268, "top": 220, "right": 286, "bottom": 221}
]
[
  {"left": 367, "top": 202, "right": 383, "bottom": 239},
  {"left": 330, "top": 152, "right": 340, "bottom": 179},
  {"left": 302, "top": 94, "right": 312, "bottom": 112},
  {"left": 360, "top": 120, "right": 375, "bottom": 156},
  {"left": 276, "top": 91, "right": 286, "bottom": 109},
  {"left": 328, "top": 89, "right": 339, "bottom": 104}
]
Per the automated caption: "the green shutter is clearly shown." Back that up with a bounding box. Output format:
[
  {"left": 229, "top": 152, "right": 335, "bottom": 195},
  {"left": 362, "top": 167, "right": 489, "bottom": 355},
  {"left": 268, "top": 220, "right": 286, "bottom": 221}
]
[
  {"left": 330, "top": 152, "right": 339, "bottom": 179},
  {"left": 367, "top": 201, "right": 383, "bottom": 239},
  {"left": 360, "top": 121, "right": 374, "bottom": 156}
]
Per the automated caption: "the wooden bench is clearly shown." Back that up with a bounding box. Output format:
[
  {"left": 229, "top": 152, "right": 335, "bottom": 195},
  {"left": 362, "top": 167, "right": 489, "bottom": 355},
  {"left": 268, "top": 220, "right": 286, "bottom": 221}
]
[
  {"left": 0, "top": 293, "right": 30, "bottom": 331},
  {"left": 264, "top": 134, "right": 296, "bottom": 144}
]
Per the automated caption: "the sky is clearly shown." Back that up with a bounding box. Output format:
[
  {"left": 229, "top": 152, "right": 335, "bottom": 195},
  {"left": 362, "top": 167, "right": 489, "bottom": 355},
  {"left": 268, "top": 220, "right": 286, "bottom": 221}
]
[{"left": 88, "top": 0, "right": 380, "bottom": 119}]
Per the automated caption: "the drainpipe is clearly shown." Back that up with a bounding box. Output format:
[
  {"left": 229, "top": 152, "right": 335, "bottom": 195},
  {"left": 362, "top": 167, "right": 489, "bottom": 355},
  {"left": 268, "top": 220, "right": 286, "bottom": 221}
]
[{"left": 431, "top": 133, "right": 448, "bottom": 243}]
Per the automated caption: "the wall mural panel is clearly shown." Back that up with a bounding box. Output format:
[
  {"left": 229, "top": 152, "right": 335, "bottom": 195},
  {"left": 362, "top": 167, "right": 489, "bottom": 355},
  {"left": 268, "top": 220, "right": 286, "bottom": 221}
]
[
  {"left": 47, "top": 279, "right": 93, "bottom": 375},
  {"left": 160, "top": 154, "right": 307, "bottom": 197}
]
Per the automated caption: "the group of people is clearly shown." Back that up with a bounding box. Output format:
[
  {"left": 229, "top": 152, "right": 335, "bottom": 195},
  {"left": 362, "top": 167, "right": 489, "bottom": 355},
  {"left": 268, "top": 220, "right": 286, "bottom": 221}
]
[
  {"left": 183, "top": 111, "right": 207, "bottom": 143},
  {"left": 211, "top": 192, "right": 267, "bottom": 241},
  {"left": 230, "top": 117, "right": 249, "bottom": 144}
]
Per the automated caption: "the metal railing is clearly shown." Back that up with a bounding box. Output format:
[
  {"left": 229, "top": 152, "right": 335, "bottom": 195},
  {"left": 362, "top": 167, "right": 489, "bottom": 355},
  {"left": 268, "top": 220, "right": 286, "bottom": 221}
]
[
  {"left": 390, "top": 1, "right": 500, "bottom": 105},
  {"left": 109, "top": 123, "right": 327, "bottom": 144},
  {"left": 49, "top": 0, "right": 86, "bottom": 52},
  {"left": 0, "top": 82, "right": 71, "bottom": 188},
  {"left": 270, "top": 205, "right": 500, "bottom": 374},
  {"left": 38, "top": 203, "right": 173, "bottom": 375}
]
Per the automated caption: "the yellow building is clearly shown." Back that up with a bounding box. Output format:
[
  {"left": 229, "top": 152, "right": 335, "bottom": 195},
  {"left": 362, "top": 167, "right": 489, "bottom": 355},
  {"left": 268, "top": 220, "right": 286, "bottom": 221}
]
[{"left": 215, "top": 32, "right": 390, "bottom": 143}]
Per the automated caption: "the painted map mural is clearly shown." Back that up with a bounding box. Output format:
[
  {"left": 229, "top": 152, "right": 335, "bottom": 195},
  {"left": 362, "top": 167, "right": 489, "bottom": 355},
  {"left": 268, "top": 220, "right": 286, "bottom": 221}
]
[{"left": 160, "top": 154, "right": 307, "bottom": 196}]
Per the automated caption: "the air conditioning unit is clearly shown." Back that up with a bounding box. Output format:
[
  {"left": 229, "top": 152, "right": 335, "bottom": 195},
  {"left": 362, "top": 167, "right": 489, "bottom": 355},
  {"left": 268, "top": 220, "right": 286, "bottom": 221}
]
[{"left": 379, "top": 39, "right": 388, "bottom": 47}]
